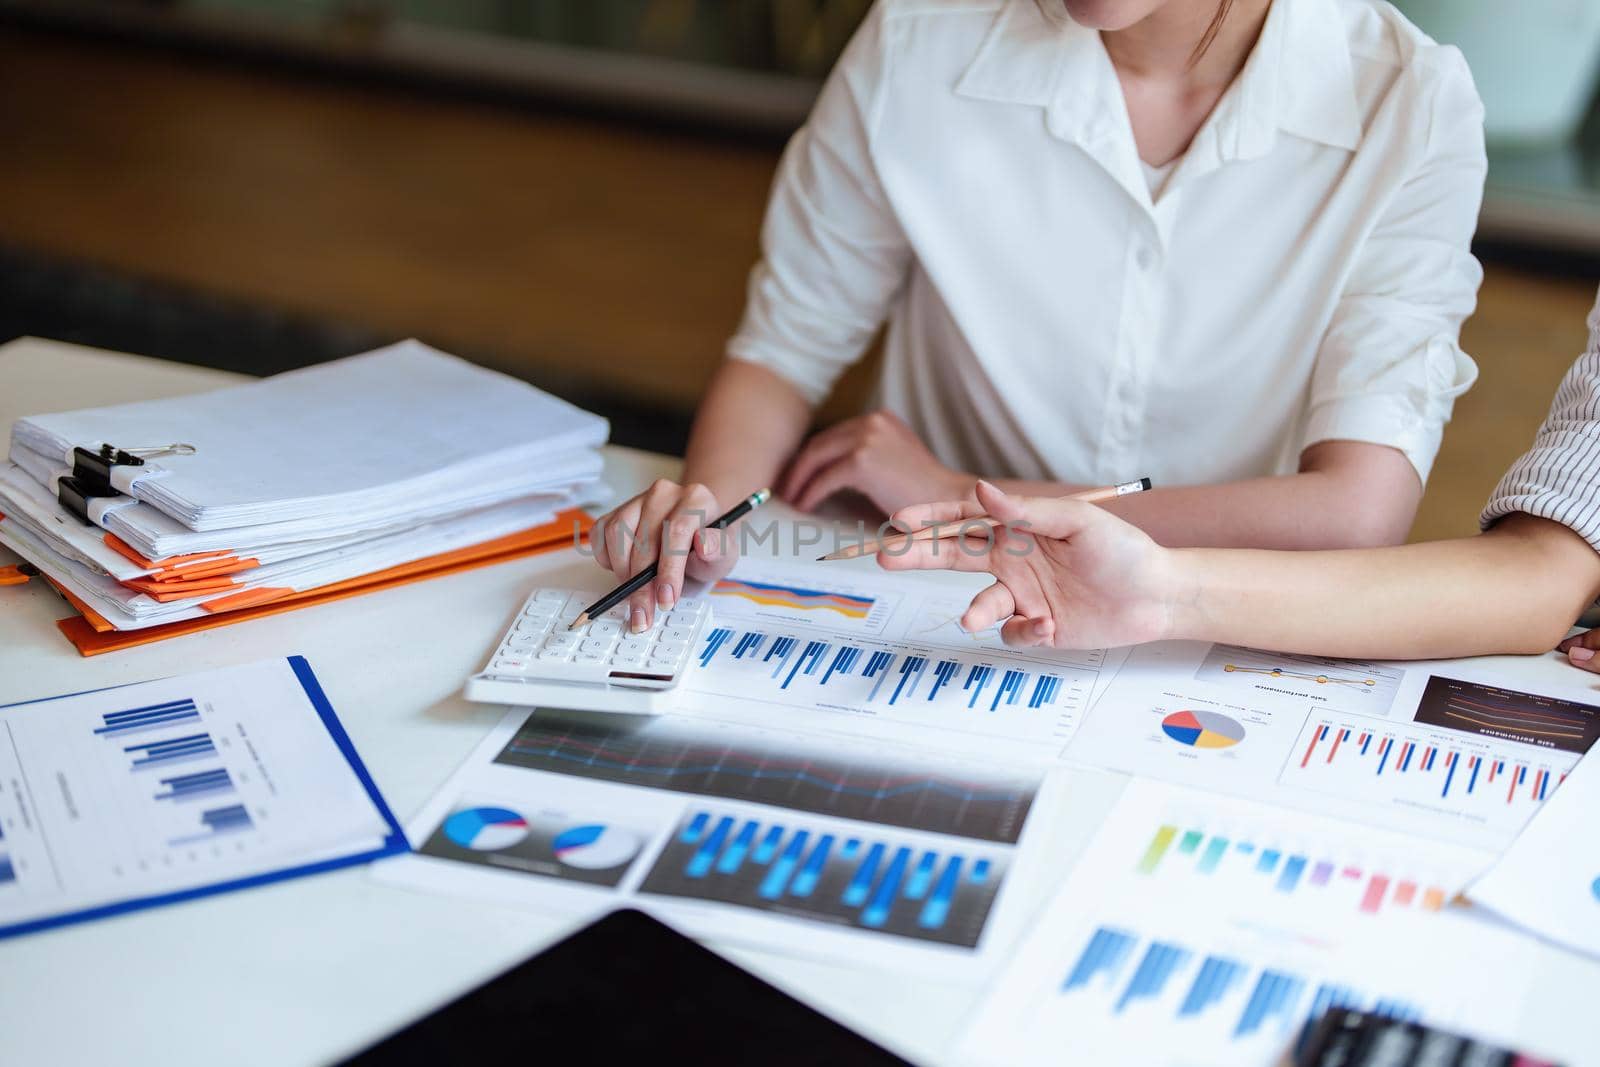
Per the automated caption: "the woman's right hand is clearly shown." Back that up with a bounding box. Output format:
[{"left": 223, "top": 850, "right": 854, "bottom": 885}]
[
  {"left": 590, "top": 479, "right": 739, "bottom": 633},
  {"left": 875, "top": 480, "right": 1178, "bottom": 650}
]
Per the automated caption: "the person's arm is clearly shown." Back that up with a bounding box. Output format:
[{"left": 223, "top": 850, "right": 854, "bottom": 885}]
[
  {"left": 988, "top": 440, "right": 1422, "bottom": 549},
  {"left": 876, "top": 482, "right": 1600, "bottom": 660},
  {"left": 1168, "top": 514, "right": 1600, "bottom": 658},
  {"left": 592, "top": 5, "right": 910, "bottom": 632}
]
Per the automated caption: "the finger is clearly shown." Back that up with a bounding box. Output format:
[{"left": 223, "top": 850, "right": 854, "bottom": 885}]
[
  {"left": 1000, "top": 614, "right": 1055, "bottom": 648},
  {"left": 655, "top": 485, "right": 718, "bottom": 613},
  {"left": 875, "top": 535, "right": 996, "bottom": 573},
  {"left": 793, "top": 455, "right": 869, "bottom": 514},
  {"left": 626, "top": 481, "right": 682, "bottom": 631},
  {"left": 889, "top": 496, "right": 985, "bottom": 534},
  {"left": 973, "top": 479, "right": 1026, "bottom": 523},
  {"left": 780, "top": 420, "right": 862, "bottom": 502},
  {"left": 1567, "top": 644, "right": 1600, "bottom": 672},
  {"left": 961, "top": 581, "right": 1016, "bottom": 633},
  {"left": 993, "top": 494, "right": 1106, "bottom": 541},
  {"left": 600, "top": 498, "right": 644, "bottom": 581},
  {"left": 1556, "top": 628, "right": 1600, "bottom": 653}
]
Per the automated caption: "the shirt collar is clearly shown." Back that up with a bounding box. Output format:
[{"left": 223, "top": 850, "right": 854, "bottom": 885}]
[{"left": 954, "top": 0, "right": 1364, "bottom": 161}]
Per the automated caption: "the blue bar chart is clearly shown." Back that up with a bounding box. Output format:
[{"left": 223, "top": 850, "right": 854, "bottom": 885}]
[
  {"left": 170, "top": 803, "right": 254, "bottom": 846},
  {"left": 92, "top": 698, "right": 201, "bottom": 737},
  {"left": 495, "top": 714, "right": 1037, "bottom": 843},
  {"left": 1057, "top": 924, "right": 1422, "bottom": 1044},
  {"left": 639, "top": 807, "right": 1006, "bottom": 947}
]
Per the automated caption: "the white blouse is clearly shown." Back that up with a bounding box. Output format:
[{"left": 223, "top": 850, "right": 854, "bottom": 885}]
[{"left": 727, "top": 0, "right": 1486, "bottom": 489}]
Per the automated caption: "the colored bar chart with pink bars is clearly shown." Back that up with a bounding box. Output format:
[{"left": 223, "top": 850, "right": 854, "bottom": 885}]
[{"left": 1135, "top": 822, "right": 1448, "bottom": 916}]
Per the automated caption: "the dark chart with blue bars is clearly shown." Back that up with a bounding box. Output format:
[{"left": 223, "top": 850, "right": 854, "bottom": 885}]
[
  {"left": 639, "top": 806, "right": 1007, "bottom": 947},
  {"left": 494, "top": 713, "right": 1039, "bottom": 844}
]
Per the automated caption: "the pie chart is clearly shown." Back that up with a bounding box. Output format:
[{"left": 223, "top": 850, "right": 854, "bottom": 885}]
[
  {"left": 1161, "top": 710, "right": 1245, "bottom": 749},
  {"left": 553, "top": 824, "right": 641, "bottom": 870},
  {"left": 442, "top": 806, "right": 530, "bottom": 851}
]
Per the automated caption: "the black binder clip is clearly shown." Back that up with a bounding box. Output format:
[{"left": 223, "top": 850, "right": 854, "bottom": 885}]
[{"left": 57, "top": 443, "right": 195, "bottom": 524}]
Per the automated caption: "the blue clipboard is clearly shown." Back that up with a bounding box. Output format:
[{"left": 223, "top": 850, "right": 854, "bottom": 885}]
[{"left": 0, "top": 656, "right": 409, "bottom": 940}]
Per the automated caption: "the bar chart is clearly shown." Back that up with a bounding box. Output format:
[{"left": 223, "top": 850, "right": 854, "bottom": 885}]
[
  {"left": 1057, "top": 924, "right": 1421, "bottom": 1042},
  {"left": 494, "top": 714, "right": 1038, "bottom": 844},
  {"left": 1134, "top": 822, "right": 1453, "bottom": 917},
  {"left": 687, "top": 624, "right": 1100, "bottom": 750},
  {"left": 639, "top": 806, "right": 1006, "bottom": 948},
  {"left": 1280, "top": 713, "right": 1578, "bottom": 837}
]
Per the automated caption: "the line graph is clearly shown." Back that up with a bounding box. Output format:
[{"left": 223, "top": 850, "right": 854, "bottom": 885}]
[
  {"left": 1413, "top": 676, "right": 1600, "bottom": 754},
  {"left": 493, "top": 714, "right": 1038, "bottom": 843},
  {"left": 1195, "top": 645, "right": 1403, "bottom": 714}
]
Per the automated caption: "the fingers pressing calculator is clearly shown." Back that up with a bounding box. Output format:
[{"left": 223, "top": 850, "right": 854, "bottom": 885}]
[{"left": 463, "top": 586, "right": 713, "bottom": 714}]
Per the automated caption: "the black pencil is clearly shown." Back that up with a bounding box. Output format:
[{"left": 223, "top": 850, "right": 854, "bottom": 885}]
[{"left": 570, "top": 488, "right": 772, "bottom": 630}]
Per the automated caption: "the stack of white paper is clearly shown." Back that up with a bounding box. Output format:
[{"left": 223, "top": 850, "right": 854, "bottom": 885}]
[{"left": 0, "top": 341, "right": 608, "bottom": 629}]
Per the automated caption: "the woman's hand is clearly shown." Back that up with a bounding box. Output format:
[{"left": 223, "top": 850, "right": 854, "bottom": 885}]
[
  {"left": 1557, "top": 629, "right": 1600, "bottom": 674},
  {"left": 590, "top": 479, "right": 738, "bottom": 633},
  {"left": 780, "top": 409, "right": 971, "bottom": 515},
  {"left": 876, "top": 480, "right": 1178, "bottom": 649}
]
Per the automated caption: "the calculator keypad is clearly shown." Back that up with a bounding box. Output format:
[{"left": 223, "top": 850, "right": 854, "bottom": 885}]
[{"left": 482, "top": 588, "right": 710, "bottom": 689}]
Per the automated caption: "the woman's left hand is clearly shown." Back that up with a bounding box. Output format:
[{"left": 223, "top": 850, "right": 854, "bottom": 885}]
[{"left": 780, "top": 409, "right": 971, "bottom": 515}]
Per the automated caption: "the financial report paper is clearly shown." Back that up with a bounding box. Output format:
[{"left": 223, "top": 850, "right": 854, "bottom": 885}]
[{"left": 0, "top": 658, "right": 404, "bottom": 938}]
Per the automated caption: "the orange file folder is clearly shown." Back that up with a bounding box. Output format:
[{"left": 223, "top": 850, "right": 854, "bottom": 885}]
[{"left": 53, "top": 509, "right": 592, "bottom": 656}]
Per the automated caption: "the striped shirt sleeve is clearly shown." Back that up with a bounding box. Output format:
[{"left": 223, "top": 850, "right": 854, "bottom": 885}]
[{"left": 1481, "top": 291, "right": 1600, "bottom": 551}]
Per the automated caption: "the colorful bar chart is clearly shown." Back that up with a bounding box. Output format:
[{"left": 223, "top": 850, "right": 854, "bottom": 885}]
[
  {"left": 1058, "top": 925, "right": 1421, "bottom": 1043},
  {"left": 91, "top": 698, "right": 201, "bottom": 737},
  {"left": 639, "top": 807, "right": 1005, "bottom": 947},
  {"left": 1134, "top": 821, "right": 1449, "bottom": 917},
  {"left": 494, "top": 715, "right": 1037, "bottom": 843},
  {"left": 1283, "top": 713, "right": 1576, "bottom": 834}
]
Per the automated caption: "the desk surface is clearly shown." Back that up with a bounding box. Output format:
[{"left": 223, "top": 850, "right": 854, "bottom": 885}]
[{"left": 1, "top": 337, "right": 1595, "bottom": 1067}]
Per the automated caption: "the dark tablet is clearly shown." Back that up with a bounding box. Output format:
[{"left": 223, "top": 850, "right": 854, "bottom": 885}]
[{"left": 338, "top": 908, "right": 911, "bottom": 1066}]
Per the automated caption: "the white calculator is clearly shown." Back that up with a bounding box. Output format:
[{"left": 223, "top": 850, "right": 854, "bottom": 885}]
[{"left": 463, "top": 586, "right": 713, "bottom": 714}]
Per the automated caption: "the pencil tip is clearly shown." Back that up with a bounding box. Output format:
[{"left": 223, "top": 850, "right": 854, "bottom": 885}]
[{"left": 567, "top": 614, "right": 588, "bottom": 631}]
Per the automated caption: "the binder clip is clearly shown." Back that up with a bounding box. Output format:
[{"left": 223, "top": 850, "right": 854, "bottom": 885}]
[{"left": 57, "top": 443, "right": 195, "bottom": 525}]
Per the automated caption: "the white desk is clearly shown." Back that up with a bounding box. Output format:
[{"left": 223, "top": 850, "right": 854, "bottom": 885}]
[{"left": 1, "top": 337, "right": 1594, "bottom": 1067}]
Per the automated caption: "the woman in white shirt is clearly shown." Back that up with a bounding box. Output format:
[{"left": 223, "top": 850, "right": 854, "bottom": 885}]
[{"left": 593, "top": 0, "right": 1486, "bottom": 633}]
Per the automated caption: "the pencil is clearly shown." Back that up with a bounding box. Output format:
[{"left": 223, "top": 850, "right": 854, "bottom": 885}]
[
  {"left": 571, "top": 488, "right": 772, "bottom": 630},
  {"left": 816, "top": 477, "right": 1152, "bottom": 562}
]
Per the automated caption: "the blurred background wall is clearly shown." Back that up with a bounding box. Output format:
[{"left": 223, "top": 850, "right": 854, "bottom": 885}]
[{"left": 1, "top": 0, "right": 1599, "bottom": 540}]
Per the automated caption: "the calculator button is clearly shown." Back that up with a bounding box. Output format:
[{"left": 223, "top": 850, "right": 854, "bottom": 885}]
[
  {"left": 590, "top": 619, "right": 623, "bottom": 638},
  {"left": 618, "top": 638, "right": 649, "bottom": 657},
  {"left": 612, "top": 653, "right": 647, "bottom": 668},
  {"left": 662, "top": 627, "right": 694, "bottom": 643},
  {"left": 546, "top": 633, "right": 579, "bottom": 648},
  {"left": 655, "top": 641, "right": 687, "bottom": 659},
  {"left": 575, "top": 652, "right": 607, "bottom": 665},
  {"left": 493, "top": 658, "right": 527, "bottom": 671},
  {"left": 602, "top": 605, "right": 629, "bottom": 621},
  {"left": 538, "top": 648, "right": 572, "bottom": 661},
  {"left": 535, "top": 589, "right": 567, "bottom": 603},
  {"left": 515, "top": 616, "right": 550, "bottom": 633},
  {"left": 580, "top": 638, "right": 615, "bottom": 654},
  {"left": 675, "top": 599, "right": 704, "bottom": 615}
]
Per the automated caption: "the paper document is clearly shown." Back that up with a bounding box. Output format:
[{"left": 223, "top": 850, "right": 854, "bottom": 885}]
[
  {"left": 0, "top": 658, "right": 405, "bottom": 938},
  {"left": 1066, "top": 640, "right": 1600, "bottom": 849},
  {"left": 1470, "top": 746, "right": 1600, "bottom": 960},
  {"left": 376, "top": 707, "right": 1063, "bottom": 980},
  {"left": 958, "top": 780, "right": 1548, "bottom": 1067},
  {"left": 676, "top": 558, "right": 1126, "bottom": 763}
]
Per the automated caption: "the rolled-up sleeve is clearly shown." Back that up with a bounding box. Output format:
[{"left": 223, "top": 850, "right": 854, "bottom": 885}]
[
  {"left": 1482, "top": 301, "right": 1600, "bottom": 553},
  {"left": 725, "top": 7, "right": 913, "bottom": 407},
  {"left": 1301, "top": 51, "right": 1486, "bottom": 484}
]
